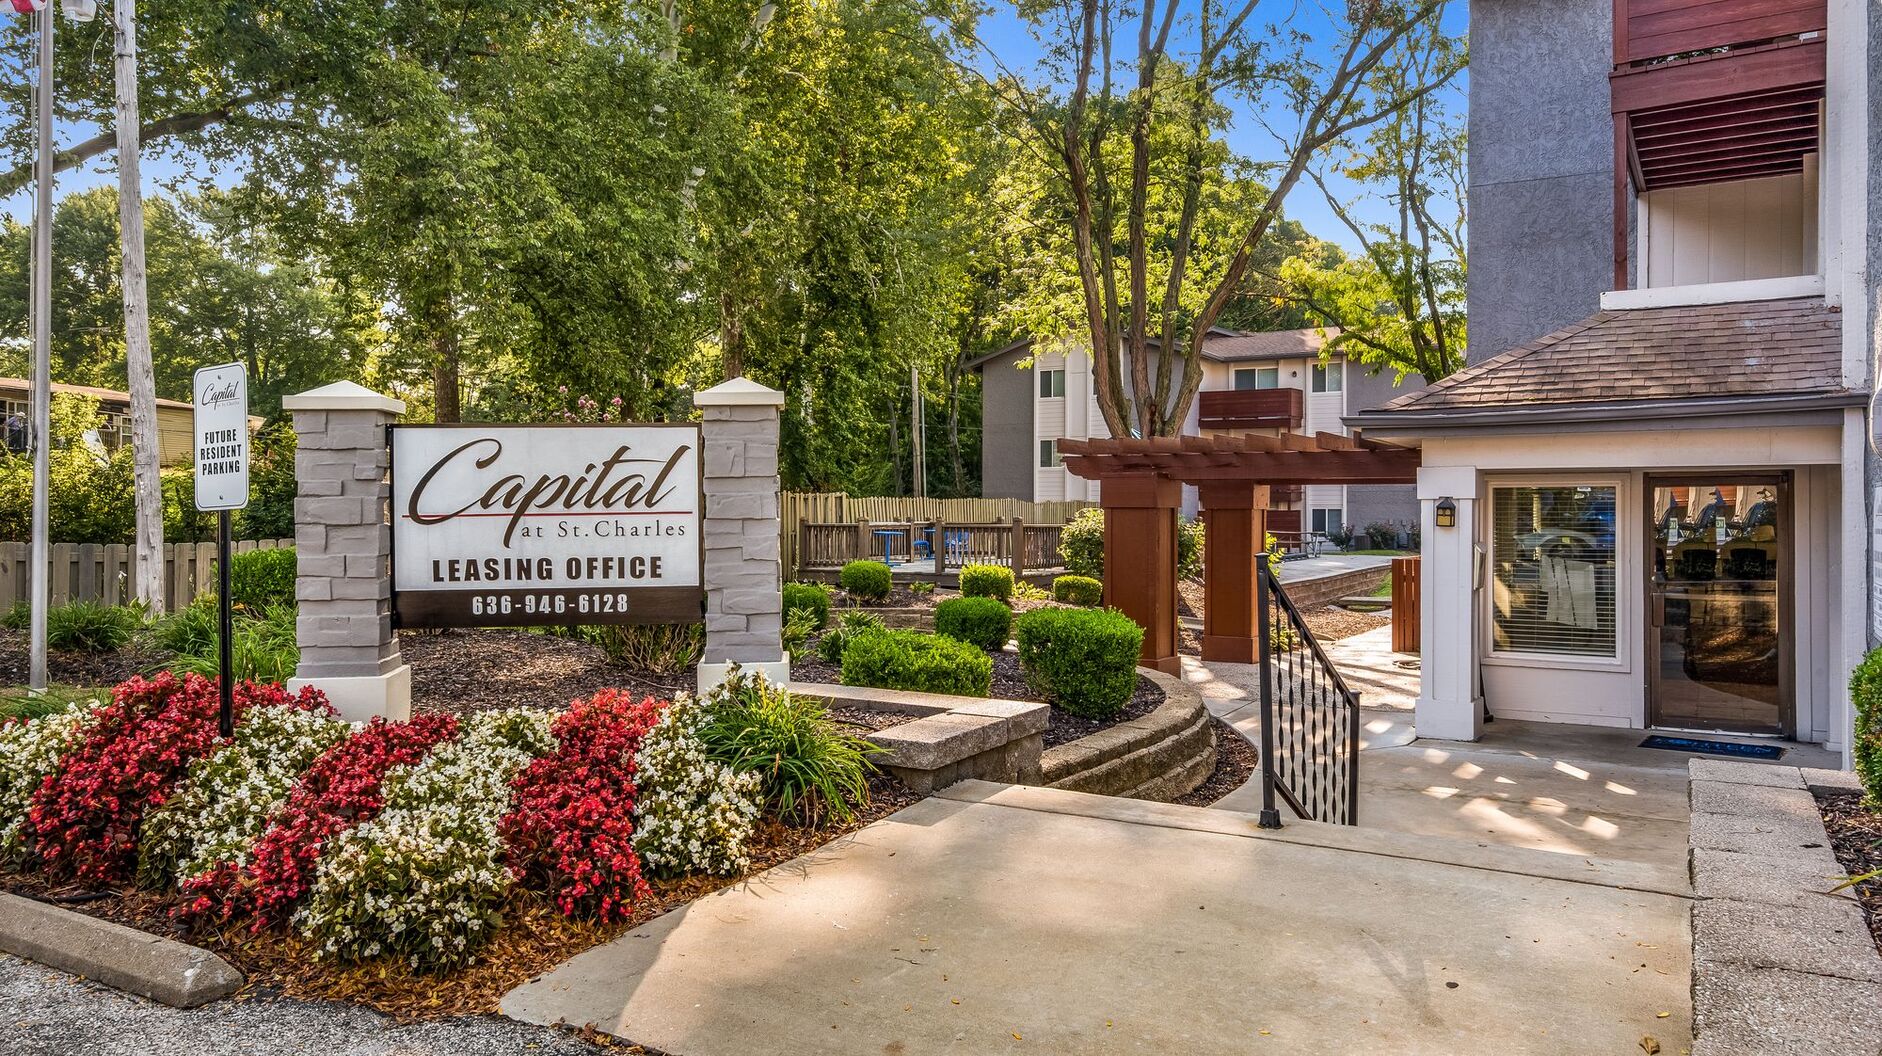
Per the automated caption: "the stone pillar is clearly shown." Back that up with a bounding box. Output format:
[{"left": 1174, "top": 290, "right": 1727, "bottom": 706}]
[
  {"left": 282, "top": 381, "right": 410, "bottom": 722},
  {"left": 1416, "top": 465, "right": 1482, "bottom": 741},
  {"left": 1198, "top": 481, "right": 1269, "bottom": 664},
  {"left": 1100, "top": 473, "right": 1182, "bottom": 675},
  {"left": 695, "top": 377, "right": 788, "bottom": 693}
]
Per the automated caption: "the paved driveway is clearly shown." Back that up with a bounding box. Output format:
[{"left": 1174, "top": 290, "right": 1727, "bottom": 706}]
[{"left": 505, "top": 781, "right": 1692, "bottom": 1056}]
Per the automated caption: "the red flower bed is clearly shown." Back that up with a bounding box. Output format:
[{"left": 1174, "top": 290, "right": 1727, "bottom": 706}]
[
  {"left": 28, "top": 674, "right": 326, "bottom": 886},
  {"left": 183, "top": 713, "right": 460, "bottom": 926},
  {"left": 502, "top": 689, "right": 663, "bottom": 922}
]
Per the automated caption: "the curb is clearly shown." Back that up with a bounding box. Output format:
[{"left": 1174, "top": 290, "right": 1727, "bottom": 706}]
[
  {"left": 0, "top": 891, "right": 243, "bottom": 1008},
  {"left": 1040, "top": 668, "right": 1215, "bottom": 801},
  {"left": 1686, "top": 760, "right": 1882, "bottom": 1055}
]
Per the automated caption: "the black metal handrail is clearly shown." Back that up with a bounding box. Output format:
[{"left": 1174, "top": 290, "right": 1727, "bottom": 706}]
[{"left": 1255, "top": 562, "right": 1361, "bottom": 827}]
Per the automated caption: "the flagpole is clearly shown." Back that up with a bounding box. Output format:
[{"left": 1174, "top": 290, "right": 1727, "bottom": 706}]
[{"left": 29, "top": 1, "right": 54, "bottom": 692}]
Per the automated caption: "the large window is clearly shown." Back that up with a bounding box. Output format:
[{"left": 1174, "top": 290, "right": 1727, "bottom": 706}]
[
  {"left": 1038, "top": 369, "right": 1066, "bottom": 398},
  {"left": 1310, "top": 508, "right": 1343, "bottom": 535},
  {"left": 1490, "top": 484, "right": 1618, "bottom": 658},
  {"left": 1311, "top": 361, "right": 1343, "bottom": 393},
  {"left": 1232, "top": 366, "right": 1279, "bottom": 390}
]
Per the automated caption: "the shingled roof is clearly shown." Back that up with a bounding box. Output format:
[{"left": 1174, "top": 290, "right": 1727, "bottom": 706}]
[{"left": 1362, "top": 297, "right": 1847, "bottom": 419}]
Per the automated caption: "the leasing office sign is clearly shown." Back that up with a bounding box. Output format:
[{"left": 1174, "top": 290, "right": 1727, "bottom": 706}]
[{"left": 391, "top": 424, "right": 703, "bottom": 627}]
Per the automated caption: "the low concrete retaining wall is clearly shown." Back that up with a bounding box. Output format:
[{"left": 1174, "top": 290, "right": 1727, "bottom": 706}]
[
  {"left": 790, "top": 682, "right": 1047, "bottom": 793},
  {"left": 1283, "top": 565, "right": 1390, "bottom": 610},
  {"left": 1039, "top": 669, "right": 1214, "bottom": 802},
  {"left": 1686, "top": 760, "right": 1882, "bottom": 1055}
]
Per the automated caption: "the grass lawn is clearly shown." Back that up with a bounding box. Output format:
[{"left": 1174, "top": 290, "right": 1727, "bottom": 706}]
[
  {"left": 0, "top": 684, "right": 110, "bottom": 721},
  {"left": 1370, "top": 577, "right": 1393, "bottom": 599}
]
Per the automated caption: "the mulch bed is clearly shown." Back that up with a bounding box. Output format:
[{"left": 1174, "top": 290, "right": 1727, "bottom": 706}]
[
  {"left": 401, "top": 629, "right": 692, "bottom": 716},
  {"left": 0, "top": 773, "right": 922, "bottom": 1025},
  {"left": 1168, "top": 718, "right": 1258, "bottom": 808},
  {"left": 791, "top": 646, "right": 1164, "bottom": 749},
  {"left": 1815, "top": 787, "right": 1882, "bottom": 955},
  {"left": 0, "top": 628, "right": 168, "bottom": 688}
]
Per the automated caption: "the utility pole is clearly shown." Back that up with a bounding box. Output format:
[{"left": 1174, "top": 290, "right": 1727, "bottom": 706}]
[
  {"left": 113, "top": 0, "right": 164, "bottom": 612},
  {"left": 28, "top": 1, "right": 54, "bottom": 692}
]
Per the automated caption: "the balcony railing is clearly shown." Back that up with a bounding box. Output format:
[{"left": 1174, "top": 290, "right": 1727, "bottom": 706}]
[{"left": 1199, "top": 388, "right": 1303, "bottom": 431}]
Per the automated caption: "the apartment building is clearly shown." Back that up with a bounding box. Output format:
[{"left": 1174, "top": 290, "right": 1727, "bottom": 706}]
[
  {"left": 1349, "top": 0, "right": 1877, "bottom": 757},
  {"left": 972, "top": 327, "right": 1422, "bottom": 539}
]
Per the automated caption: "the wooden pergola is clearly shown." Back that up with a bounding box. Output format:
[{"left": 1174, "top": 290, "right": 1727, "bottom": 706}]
[{"left": 1058, "top": 433, "right": 1419, "bottom": 672}]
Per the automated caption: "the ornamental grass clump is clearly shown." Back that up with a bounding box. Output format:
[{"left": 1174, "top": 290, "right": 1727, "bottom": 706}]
[
  {"left": 840, "top": 627, "right": 991, "bottom": 698},
  {"left": 0, "top": 696, "right": 105, "bottom": 862},
  {"left": 1015, "top": 607, "right": 1145, "bottom": 720},
  {"left": 816, "top": 610, "right": 884, "bottom": 664},
  {"left": 296, "top": 709, "right": 556, "bottom": 970},
  {"left": 28, "top": 673, "right": 255, "bottom": 885},
  {"left": 43, "top": 601, "right": 144, "bottom": 653},
  {"left": 137, "top": 699, "right": 348, "bottom": 892},
  {"left": 188, "top": 713, "right": 461, "bottom": 926},
  {"left": 933, "top": 596, "right": 1013, "bottom": 651},
  {"left": 631, "top": 693, "right": 763, "bottom": 880},
  {"left": 505, "top": 690, "right": 667, "bottom": 922},
  {"left": 697, "top": 669, "right": 879, "bottom": 824}
]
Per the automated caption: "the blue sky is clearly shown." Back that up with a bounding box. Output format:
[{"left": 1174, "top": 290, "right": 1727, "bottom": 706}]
[{"left": 4, "top": 1, "right": 1468, "bottom": 251}]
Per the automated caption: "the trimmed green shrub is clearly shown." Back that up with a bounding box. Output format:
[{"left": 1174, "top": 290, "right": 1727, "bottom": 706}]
[
  {"left": 1052, "top": 575, "right": 1102, "bottom": 607},
  {"left": 841, "top": 628, "right": 991, "bottom": 698},
  {"left": 225, "top": 547, "right": 297, "bottom": 610},
  {"left": 839, "top": 560, "right": 893, "bottom": 602},
  {"left": 1015, "top": 607, "right": 1144, "bottom": 719},
  {"left": 957, "top": 563, "right": 1015, "bottom": 601},
  {"left": 1058, "top": 508, "right": 1103, "bottom": 579},
  {"left": 933, "top": 596, "right": 1013, "bottom": 651},
  {"left": 45, "top": 601, "right": 143, "bottom": 653},
  {"left": 783, "top": 582, "right": 832, "bottom": 630},
  {"left": 697, "top": 668, "right": 881, "bottom": 823},
  {"left": 816, "top": 610, "right": 884, "bottom": 665},
  {"left": 1057, "top": 509, "right": 1203, "bottom": 581},
  {"left": 1852, "top": 648, "right": 1882, "bottom": 806}
]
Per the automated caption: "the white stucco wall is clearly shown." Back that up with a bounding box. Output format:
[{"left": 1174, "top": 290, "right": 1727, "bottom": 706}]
[{"left": 1414, "top": 420, "right": 1856, "bottom": 749}]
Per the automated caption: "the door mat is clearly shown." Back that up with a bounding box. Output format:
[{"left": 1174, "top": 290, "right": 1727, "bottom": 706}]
[{"left": 1640, "top": 735, "right": 1783, "bottom": 761}]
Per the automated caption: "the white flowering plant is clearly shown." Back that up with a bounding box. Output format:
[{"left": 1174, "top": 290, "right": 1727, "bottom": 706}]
[
  {"left": 0, "top": 698, "right": 105, "bottom": 862},
  {"left": 633, "top": 693, "right": 763, "bottom": 877},
  {"left": 294, "top": 708, "right": 555, "bottom": 971},
  {"left": 137, "top": 704, "right": 351, "bottom": 891}
]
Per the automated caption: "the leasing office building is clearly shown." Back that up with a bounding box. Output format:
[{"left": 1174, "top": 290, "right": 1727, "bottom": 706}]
[{"left": 1350, "top": 0, "right": 1877, "bottom": 757}]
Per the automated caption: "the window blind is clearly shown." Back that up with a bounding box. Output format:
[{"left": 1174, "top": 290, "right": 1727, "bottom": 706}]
[{"left": 1490, "top": 485, "right": 1617, "bottom": 657}]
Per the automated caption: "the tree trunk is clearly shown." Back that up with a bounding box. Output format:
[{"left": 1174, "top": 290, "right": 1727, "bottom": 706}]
[
  {"left": 115, "top": 0, "right": 164, "bottom": 610},
  {"left": 430, "top": 300, "right": 461, "bottom": 423},
  {"left": 720, "top": 287, "right": 744, "bottom": 380}
]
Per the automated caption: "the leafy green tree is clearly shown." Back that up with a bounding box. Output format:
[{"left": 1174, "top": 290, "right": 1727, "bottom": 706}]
[{"left": 1276, "top": 46, "right": 1466, "bottom": 381}]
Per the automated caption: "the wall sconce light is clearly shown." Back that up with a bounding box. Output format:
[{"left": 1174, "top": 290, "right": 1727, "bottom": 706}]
[{"left": 1434, "top": 497, "right": 1457, "bottom": 529}]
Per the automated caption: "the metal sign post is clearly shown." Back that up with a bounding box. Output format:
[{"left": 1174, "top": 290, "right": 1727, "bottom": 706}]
[{"left": 192, "top": 363, "right": 249, "bottom": 737}]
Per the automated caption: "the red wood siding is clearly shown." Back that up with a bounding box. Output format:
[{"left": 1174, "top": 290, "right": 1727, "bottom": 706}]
[
  {"left": 1617, "top": 0, "right": 1825, "bottom": 65},
  {"left": 1198, "top": 388, "right": 1304, "bottom": 431}
]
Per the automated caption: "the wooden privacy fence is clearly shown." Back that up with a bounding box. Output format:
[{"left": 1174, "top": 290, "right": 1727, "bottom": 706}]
[
  {"left": 782, "top": 492, "right": 1090, "bottom": 577},
  {"left": 0, "top": 538, "right": 293, "bottom": 613},
  {"left": 796, "top": 517, "right": 1068, "bottom": 580},
  {"left": 1391, "top": 556, "right": 1420, "bottom": 653}
]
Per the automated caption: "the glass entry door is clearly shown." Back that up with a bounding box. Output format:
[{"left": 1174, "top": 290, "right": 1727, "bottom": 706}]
[{"left": 1647, "top": 476, "right": 1788, "bottom": 734}]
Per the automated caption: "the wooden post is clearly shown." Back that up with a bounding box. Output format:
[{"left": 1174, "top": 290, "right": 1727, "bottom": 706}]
[
  {"left": 1011, "top": 516, "right": 1026, "bottom": 578},
  {"left": 934, "top": 517, "right": 949, "bottom": 581},
  {"left": 855, "top": 519, "right": 870, "bottom": 564},
  {"left": 1100, "top": 474, "right": 1182, "bottom": 675},
  {"left": 796, "top": 520, "right": 809, "bottom": 579},
  {"left": 1198, "top": 482, "right": 1269, "bottom": 664}
]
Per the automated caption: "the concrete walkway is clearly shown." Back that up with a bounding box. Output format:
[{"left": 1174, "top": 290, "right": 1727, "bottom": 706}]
[
  {"left": 1275, "top": 553, "right": 1395, "bottom": 583},
  {"left": 1185, "top": 643, "right": 1838, "bottom": 870},
  {"left": 505, "top": 781, "right": 1691, "bottom": 1055}
]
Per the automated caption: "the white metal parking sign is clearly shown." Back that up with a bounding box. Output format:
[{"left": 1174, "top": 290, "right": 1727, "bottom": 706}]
[{"left": 192, "top": 363, "right": 250, "bottom": 511}]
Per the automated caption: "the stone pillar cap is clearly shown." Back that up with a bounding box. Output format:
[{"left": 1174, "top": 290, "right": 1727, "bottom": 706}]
[
  {"left": 695, "top": 377, "right": 785, "bottom": 408},
  {"left": 282, "top": 381, "right": 407, "bottom": 415}
]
